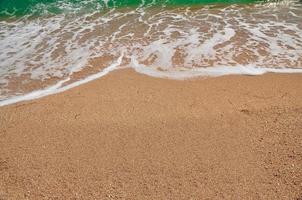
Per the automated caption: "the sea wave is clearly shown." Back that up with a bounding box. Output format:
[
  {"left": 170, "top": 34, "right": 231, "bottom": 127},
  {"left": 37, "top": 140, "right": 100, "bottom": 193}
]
[{"left": 0, "top": 0, "right": 301, "bottom": 106}]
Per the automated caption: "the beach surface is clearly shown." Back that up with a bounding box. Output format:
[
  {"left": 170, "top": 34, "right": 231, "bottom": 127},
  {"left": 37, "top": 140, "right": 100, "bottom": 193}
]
[{"left": 0, "top": 70, "right": 301, "bottom": 199}]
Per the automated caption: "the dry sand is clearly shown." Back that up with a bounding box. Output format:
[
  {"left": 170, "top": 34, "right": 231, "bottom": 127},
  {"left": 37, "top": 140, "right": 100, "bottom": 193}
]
[{"left": 0, "top": 69, "right": 301, "bottom": 199}]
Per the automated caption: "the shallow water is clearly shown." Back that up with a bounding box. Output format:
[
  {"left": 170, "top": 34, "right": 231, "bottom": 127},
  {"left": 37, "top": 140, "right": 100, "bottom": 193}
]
[{"left": 0, "top": 0, "right": 302, "bottom": 106}]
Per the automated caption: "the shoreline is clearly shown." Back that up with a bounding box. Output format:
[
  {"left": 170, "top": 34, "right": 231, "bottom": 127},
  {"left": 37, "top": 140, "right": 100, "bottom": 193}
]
[
  {"left": 2, "top": 65, "right": 302, "bottom": 107},
  {"left": 0, "top": 69, "right": 301, "bottom": 199}
]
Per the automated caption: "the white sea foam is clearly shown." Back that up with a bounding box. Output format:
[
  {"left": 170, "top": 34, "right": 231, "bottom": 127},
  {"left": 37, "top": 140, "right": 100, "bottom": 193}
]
[
  {"left": 132, "top": 58, "right": 302, "bottom": 79},
  {"left": 0, "top": 1, "right": 302, "bottom": 106},
  {"left": 0, "top": 53, "right": 124, "bottom": 107}
]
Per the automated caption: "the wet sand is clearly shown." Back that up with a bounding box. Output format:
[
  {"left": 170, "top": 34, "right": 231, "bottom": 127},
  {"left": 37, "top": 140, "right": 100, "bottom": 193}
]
[{"left": 0, "top": 69, "right": 301, "bottom": 199}]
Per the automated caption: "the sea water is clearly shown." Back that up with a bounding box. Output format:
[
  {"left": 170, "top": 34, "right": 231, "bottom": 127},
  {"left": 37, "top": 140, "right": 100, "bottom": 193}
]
[{"left": 0, "top": 0, "right": 302, "bottom": 106}]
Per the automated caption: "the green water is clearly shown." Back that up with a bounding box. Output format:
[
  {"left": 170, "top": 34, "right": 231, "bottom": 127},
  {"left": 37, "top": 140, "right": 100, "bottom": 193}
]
[{"left": 0, "top": 0, "right": 259, "bottom": 17}]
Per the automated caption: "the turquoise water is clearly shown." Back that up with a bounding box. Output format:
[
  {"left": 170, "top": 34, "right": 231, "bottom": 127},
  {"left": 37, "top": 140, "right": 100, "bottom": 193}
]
[{"left": 0, "top": 0, "right": 259, "bottom": 17}]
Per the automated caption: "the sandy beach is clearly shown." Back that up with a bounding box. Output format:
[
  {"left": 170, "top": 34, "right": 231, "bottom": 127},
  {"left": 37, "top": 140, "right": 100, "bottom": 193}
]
[{"left": 0, "top": 70, "right": 301, "bottom": 199}]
